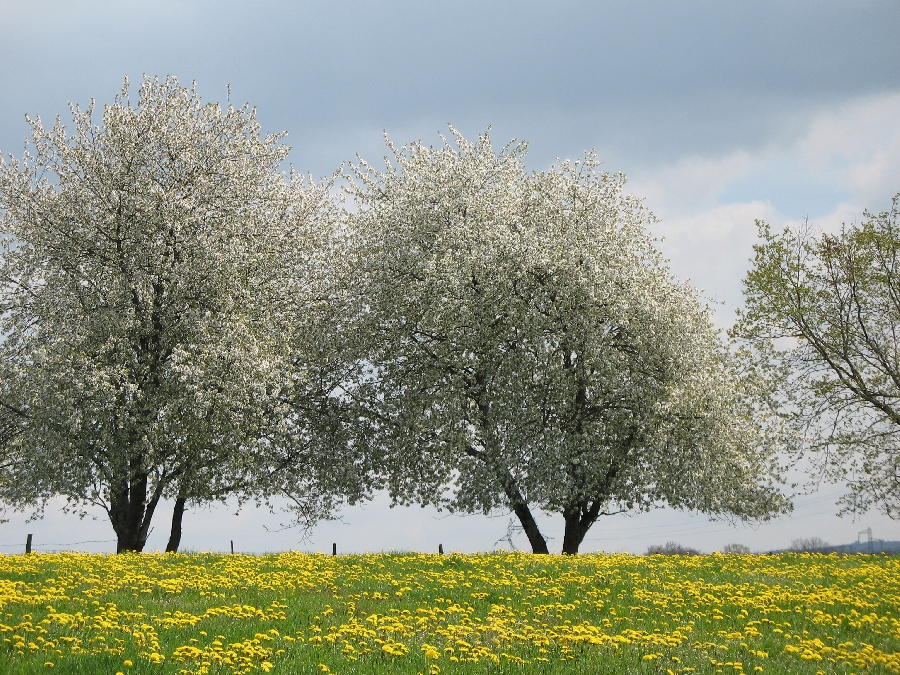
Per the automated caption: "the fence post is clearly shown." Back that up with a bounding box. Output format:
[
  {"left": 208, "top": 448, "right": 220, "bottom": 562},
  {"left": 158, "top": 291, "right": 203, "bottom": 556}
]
[
  {"left": 439, "top": 543, "right": 443, "bottom": 555},
  {"left": 230, "top": 540, "right": 234, "bottom": 555},
  {"left": 25, "top": 533, "right": 32, "bottom": 554},
  {"left": 332, "top": 543, "right": 337, "bottom": 556}
]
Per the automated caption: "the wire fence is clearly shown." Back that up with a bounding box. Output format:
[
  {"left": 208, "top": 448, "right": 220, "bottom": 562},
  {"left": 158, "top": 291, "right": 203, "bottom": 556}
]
[{"left": 0, "top": 538, "right": 116, "bottom": 552}]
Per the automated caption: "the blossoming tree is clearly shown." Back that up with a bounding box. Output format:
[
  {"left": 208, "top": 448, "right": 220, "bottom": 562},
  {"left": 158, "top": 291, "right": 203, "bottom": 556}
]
[
  {"left": 349, "top": 129, "right": 791, "bottom": 554},
  {"left": 0, "top": 77, "right": 367, "bottom": 552}
]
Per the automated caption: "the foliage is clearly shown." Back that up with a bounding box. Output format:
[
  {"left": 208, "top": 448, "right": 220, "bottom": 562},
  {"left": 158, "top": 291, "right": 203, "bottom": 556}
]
[
  {"left": 0, "top": 75, "right": 801, "bottom": 555},
  {"left": 347, "top": 128, "right": 791, "bottom": 554},
  {"left": 1, "top": 551, "right": 899, "bottom": 674},
  {"left": 734, "top": 194, "right": 900, "bottom": 519}
]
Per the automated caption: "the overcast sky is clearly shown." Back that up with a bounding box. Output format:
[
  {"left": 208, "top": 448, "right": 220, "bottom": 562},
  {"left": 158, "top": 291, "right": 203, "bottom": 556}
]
[{"left": 2, "top": 0, "right": 900, "bottom": 556}]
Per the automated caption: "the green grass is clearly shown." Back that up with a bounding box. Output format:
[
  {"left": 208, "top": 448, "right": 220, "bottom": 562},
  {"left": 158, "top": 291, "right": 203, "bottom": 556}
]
[{"left": 0, "top": 550, "right": 897, "bottom": 674}]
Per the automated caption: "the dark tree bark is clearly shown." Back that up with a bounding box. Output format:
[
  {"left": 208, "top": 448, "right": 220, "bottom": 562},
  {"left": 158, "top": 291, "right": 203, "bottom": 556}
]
[
  {"left": 511, "top": 498, "right": 549, "bottom": 554},
  {"left": 165, "top": 496, "right": 187, "bottom": 552},
  {"left": 558, "top": 446, "right": 629, "bottom": 554},
  {"left": 109, "top": 471, "right": 163, "bottom": 553},
  {"left": 110, "top": 476, "right": 145, "bottom": 553},
  {"left": 496, "top": 463, "right": 550, "bottom": 554},
  {"left": 561, "top": 501, "right": 603, "bottom": 554}
]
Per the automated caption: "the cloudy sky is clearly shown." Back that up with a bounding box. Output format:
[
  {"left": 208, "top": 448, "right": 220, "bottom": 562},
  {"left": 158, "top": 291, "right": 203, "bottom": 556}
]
[{"left": 2, "top": 0, "right": 899, "bottom": 555}]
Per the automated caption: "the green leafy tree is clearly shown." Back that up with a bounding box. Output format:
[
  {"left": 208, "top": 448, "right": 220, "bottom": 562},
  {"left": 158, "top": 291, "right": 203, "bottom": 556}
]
[
  {"left": 348, "top": 129, "right": 791, "bottom": 554},
  {"left": 734, "top": 195, "right": 900, "bottom": 519}
]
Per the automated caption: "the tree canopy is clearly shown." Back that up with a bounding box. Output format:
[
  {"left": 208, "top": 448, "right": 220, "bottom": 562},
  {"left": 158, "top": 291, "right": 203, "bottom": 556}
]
[{"left": 734, "top": 195, "right": 900, "bottom": 519}]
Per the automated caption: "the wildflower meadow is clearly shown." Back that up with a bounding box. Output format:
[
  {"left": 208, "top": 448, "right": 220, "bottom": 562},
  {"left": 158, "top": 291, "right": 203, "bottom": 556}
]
[{"left": 0, "top": 551, "right": 898, "bottom": 674}]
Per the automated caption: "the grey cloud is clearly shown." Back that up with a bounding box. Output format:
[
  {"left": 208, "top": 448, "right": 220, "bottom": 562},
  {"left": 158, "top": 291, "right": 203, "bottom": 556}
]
[{"left": 1, "top": 1, "right": 898, "bottom": 176}]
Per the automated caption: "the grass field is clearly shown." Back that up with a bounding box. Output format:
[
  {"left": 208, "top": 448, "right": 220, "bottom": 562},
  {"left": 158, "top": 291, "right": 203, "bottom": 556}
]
[{"left": 0, "top": 551, "right": 898, "bottom": 674}]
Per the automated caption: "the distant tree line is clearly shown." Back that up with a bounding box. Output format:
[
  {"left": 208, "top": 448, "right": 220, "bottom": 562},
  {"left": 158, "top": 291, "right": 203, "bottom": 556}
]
[
  {"left": 1, "top": 76, "right": 896, "bottom": 553},
  {"left": 645, "top": 542, "right": 702, "bottom": 556}
]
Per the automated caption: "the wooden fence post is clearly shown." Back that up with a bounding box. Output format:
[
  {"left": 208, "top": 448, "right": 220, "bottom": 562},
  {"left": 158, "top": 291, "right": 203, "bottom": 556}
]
[
  {"left": 439, "top": 543, "right": 443, "bottom": 555},
  {"left": 25, "top": 533, "right": 32, "bottom": 554},
  {"left": 332, "top": 543, "right": 337, "bottom": 556}
]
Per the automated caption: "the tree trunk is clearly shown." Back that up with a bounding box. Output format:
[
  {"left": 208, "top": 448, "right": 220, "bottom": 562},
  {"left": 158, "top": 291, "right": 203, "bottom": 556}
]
[
  {"left": 110, "top": 473, "right": 148, "bottom": 553},
  {"left": 560, "top": 441, "right": 629, "bottom": 554},
  {"left": 165, "top": 496, "right": 187, "bottom": 552},
  {"left": 511, "top": 499, "right": 550, "bottom": 554},
  {"left": 108, "top": 470, "right": 164, "bottom": 553},
  {"left": 561, "top": 501, "right": 603, "bottom": 555}
]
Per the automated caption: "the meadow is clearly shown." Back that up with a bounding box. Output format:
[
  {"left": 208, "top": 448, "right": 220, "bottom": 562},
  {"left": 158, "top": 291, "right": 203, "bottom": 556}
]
[{"left": 0, "top": 551, "right": 897, "bottom": 675}]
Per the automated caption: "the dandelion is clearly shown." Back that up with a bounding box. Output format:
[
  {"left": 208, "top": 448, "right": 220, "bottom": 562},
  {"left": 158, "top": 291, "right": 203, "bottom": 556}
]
[{"left": 0, "top": 551, "right": 898, "bottom": 674}]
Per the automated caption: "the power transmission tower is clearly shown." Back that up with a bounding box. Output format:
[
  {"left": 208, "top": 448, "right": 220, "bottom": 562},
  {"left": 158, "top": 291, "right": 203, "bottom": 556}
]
[{"left": 858, "top": 527, "right": 874, "bottom": 554}]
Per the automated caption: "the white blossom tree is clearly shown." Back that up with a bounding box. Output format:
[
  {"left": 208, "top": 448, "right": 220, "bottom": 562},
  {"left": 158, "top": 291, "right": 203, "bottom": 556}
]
[
  {"left": 0, "top": 76, "right": 368, "bottom": 552},
  {"left": 348, "top": 129, "right": 792, "bottom": 554}
]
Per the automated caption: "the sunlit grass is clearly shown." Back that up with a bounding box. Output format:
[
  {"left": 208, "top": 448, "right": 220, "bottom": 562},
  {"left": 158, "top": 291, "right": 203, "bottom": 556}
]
[{"left": 0, "top": 551, "right": 897, "bottom": 674}]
